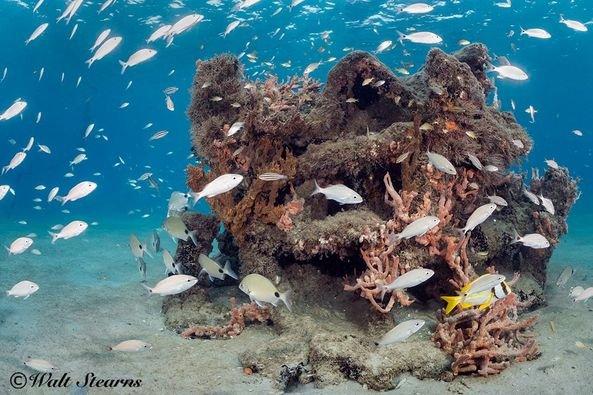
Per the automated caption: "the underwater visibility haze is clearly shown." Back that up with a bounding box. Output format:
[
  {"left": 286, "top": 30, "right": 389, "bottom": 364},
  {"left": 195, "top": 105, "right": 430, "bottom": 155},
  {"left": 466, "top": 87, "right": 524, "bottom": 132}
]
[{"left": 1, "top": 0, "right": 592, "bottom": 393}]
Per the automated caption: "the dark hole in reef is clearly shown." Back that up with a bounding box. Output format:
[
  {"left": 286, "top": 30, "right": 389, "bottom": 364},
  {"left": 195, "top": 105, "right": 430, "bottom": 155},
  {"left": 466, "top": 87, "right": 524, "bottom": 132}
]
[
  {"left": 352, "top": 75, "right": 381, "bottom": 110},
  {"left": 406, "top": 273, "right": 438, "bottom": 303},
  {"left": 274, "top": 184, "right": 293, "bottom": 206},
  {"left": 278, "top": 252, "right": 367, "bottom": 279}
]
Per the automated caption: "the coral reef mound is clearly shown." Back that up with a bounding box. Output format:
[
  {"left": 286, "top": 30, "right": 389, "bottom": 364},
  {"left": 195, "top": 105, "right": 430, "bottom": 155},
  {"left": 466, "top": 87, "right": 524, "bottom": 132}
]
[{"left": 169, "top": 44, "right": 577, "bottom": 389}]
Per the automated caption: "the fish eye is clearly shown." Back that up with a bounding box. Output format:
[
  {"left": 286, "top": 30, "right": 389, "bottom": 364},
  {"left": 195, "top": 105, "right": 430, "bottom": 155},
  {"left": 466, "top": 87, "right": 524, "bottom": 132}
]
[
  {"left": 185, "top": 229, "right": 189, "bottom": 234},
  {"left": 218, "top": 268, "right": 224, "bottom": 274},
  {"left": 274, "top": 291, "right": 280, "bottom": 298},
  {"left": 139, "top": 245, "right": 143, "bottom": 249}
]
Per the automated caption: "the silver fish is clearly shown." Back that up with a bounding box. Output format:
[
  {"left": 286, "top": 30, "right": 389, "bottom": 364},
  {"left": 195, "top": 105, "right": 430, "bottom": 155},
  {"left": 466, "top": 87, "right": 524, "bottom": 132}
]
[
  {"left": 258, "top": 172, "right": 288, "bottom": 181},
  {"left": 150, "top": 230, "right": 161, "bottom": 253},
  {"left": 555, "top": 266, "right": 574, "bottom": 288},
  {"left": 390, "top": 216, "right": 440, "bottom": 242},
  {"left": 487, "top": 195, "right": 508, "bottom": 207},
  {"left": 512, "top": 231, "right": 550, "bottom": 249},
  {"left": 239, "top": 273, "right": 292, "bottom": 311},
  {"left": 460, "top": 203, "right": 497, "bottom": 234},
  {"left": 380, "top": 268, "right": 434, "bottom": 299},
  {"left": 377, "top": 319, "right": 425, "bottom": 346},
  {"left": 466, "top": 153, "right": 483, "bottom": 170},
  {"left": 427, "top": 151, "right": 457, "bottom": 175},
  {"left": 311, "top": 180, "right": 363, "bottom": 205}
]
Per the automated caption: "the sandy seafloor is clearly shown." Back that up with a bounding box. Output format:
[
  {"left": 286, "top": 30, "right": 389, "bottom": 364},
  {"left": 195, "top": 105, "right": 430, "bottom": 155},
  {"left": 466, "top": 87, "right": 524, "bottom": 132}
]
[{"left": 0, "top": 213, "right": 591, "bottom": 395}]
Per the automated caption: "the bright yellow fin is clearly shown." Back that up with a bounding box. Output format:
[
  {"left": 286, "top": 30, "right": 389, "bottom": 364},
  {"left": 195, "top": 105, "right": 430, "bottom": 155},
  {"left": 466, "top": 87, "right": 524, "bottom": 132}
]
[
  {"left": 477, "top": 294, "right": 494, "bottom": 310},
  {"left": 441, "top": 295, "right": 462, "bottom": 315}
]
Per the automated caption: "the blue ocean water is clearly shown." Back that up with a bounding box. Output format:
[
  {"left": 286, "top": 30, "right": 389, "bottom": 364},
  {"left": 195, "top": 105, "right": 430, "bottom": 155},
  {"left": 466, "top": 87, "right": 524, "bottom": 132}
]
[
  {"left": 0, "top": 0, "right": 592, "bottom": 392},
  {"left": 0, "top": 0, "right": 591, "bottom": 226}
]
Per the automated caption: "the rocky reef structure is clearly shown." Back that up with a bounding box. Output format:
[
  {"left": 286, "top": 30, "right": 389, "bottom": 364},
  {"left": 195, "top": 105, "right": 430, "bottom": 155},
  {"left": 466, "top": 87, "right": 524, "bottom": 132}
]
[{"left": 169, "top": 44, "right": 577, "bottom": 389}]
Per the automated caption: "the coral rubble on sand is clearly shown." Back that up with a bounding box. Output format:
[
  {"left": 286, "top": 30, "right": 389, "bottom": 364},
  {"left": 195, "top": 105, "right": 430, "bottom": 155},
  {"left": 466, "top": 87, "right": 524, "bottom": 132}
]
[
  {"left": 167, "top": 44, "right": 577, "bottom": 388},
  {"left": 433, "top": 293, "right": 540, "bottom": 377},
  {"left": 181, "top": 297, "right": 270, "bottom": 339}
]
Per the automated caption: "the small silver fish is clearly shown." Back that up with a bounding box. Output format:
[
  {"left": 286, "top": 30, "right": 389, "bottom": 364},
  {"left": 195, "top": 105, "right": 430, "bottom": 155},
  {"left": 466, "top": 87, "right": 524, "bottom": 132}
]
[
  {"left": 109, "top": 340, "right": 152, "bottom": 352},
  {"left": 460, "top": 203, "right": 497, "bottom": 234},
  {"left": 258, "top": 172, "right": 288, "bottom": 181},
  {"left": 150, "top": 230, "right": 161, "bottom": 253},
  {"left": 390, "top": 216, "right": 440, "bottom": 242},
  {"left": 396, "top": 151, "right": 410, "bottom": 163},
  {"left": 555, "top": 266, "right": 574, "bottom": 288},
  {"left": 488, "top": 195, "right": 508, "bottom": 207},
  {"left": 377, "top": 319, "right": 425, "bottom": 346},
  {"left": 427, "top": 151, "right": 457, "bottom": 175},
  {"left": 512, "top": 231, "right": 550, "bottom": 249},
  {"left": 198, "top": 254, "right": 237, "bottom": 281},
  {"left": 466, "top": 153, "right": 483, "bottom": 170},
  {"left": 379, "top": 268, "right": 434, "bottom": 299},
  {"left": 311, "top": 180, "right": 363, "bottom": 205},
  {"left": 239, "top": 274, "right": 292, "bottom": 311}
]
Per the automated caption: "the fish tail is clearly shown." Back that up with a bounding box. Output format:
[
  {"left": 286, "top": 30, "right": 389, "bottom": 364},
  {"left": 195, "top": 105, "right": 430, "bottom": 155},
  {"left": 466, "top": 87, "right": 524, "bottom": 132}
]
[
  {"left": 441, "top": 295, "right": 463, "bottom": 315},
  {"left": 188, "top": 230, "right": 199, "bottom": 247},
  {"left": 119, "top": 60, "right": 128, "bottom": 75},
  {"left": 280, "top": 289, "right": 293, "bottom": 312},
  {"left": 141, "top": 283, "right": 153, "bottom": 295},
  {"left": 48, "top": 231, "right": 59, "bottom": 244},
  {"left": 396, "top": 31, "right": 405, "bottom": 44},
  {"left": 510, "top": 228, "right": 520, "bottom": 244},
  {"left": 378, "top": 283, "right": 389, "bottom": 302},
  {"left": 519, "top": 26, "right": 525, "bottom": 35},
  {"left": 190, "top": 192, "right": 201, "bottom": 206},
  {"left": 85, "top": 58, "right": 93, "bottom": 68},
  {"left": 223, "top": 261, "right": 238, "bottom": 280},
  {"left": 310, "top": 180, "right": 322, "bottom": 196}
]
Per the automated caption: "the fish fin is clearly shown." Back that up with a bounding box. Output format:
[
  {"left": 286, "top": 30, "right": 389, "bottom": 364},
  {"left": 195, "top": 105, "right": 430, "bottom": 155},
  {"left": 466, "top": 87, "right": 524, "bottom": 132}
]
[
  {"left": 118, "top": 60, "right": 128, "bottom": 75},
  {"left": 510, "top": 228, "right": 520, "bottom": 244},
  {"left": 175, "top": 263, "right": 183, "bottom": 275},
  {"left": 441, "top": 295, "right": 463, "bottom": 315},
  {"left": 190, "top": 192, "right": 201, "bottom": 206},
  {"left": 478, "top": 298, "right": 493, "bottom": 311},
  {"left": 378, "top": 283, "right": 389, "bottom": 302},
  {"left": 144, "top": 248, "right": 153, "bottom": 259},
  {"left": 280, "top": 289, "right": 293, "bottom": 312},
  {"left": 255, "top": 300, "right": 266, "bottom": 308},
  {"left": 310, "top": 180, "right": 322, "bottom": 197},
  {"left": 223, "top": 261, "right": 238, "bottom": 280},
  {"left": 24, "top": 294, "right": 30, "bottom": 300},
  {"left": 48, "top": 231, "right": 59, "bottom": 244},
  {"left": 141, "top": 283, "right": 153, "bottom": 295},
  {"left": 208, "top": 275, "right": 214, "bottom": 282},
  {"left": 188, "top": 230, "right": 199, "bottom": 247}
]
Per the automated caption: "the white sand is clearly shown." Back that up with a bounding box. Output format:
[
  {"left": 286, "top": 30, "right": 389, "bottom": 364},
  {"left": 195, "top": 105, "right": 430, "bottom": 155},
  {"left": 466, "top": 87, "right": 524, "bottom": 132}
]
[{"left": 0, "top": 221, "right": 591, "bottom": 394}]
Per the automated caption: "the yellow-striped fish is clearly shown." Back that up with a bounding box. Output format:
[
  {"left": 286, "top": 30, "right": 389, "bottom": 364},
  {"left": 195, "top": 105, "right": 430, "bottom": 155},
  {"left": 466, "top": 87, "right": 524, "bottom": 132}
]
[{"left": 441, "top": 279, "right": 511, "bottom": 315}]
